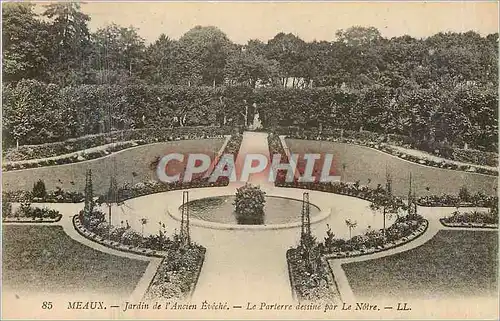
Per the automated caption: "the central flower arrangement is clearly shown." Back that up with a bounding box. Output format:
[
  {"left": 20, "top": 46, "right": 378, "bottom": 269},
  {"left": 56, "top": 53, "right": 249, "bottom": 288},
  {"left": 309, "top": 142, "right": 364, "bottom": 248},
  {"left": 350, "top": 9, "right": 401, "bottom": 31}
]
[{"left": 233, "top": 183, "right": 266, "bottom": 225}]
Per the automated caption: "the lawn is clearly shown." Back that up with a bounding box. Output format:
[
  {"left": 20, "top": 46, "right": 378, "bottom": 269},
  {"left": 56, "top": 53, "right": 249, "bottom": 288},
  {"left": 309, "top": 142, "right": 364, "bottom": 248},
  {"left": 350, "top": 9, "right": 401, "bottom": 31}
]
[
  {"left": 2, "top": 225, "right": 149, "bottom": 299},
  {"left": 286, "top": 139, "right": 497, "bottom": 197},
  {"left": 3, "top": 139, "right": 224, "bottom": 195},
  {"left": 340, "top": 230, "right": 498, "bottom": 300}
]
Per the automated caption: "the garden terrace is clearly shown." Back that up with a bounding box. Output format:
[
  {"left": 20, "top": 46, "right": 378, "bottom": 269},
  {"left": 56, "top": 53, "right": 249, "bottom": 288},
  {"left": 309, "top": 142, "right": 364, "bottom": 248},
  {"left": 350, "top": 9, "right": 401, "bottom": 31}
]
[
  {"left": 285, "top": 139, "right": 497, "bottom": 197},
  {"left": 273, "top": 126, "right": 498, "bottom": 168},
  {"left": 340, "top": 229, "right": 498, "bottom": 300},
  {"left": 2, "top": 139, "right": 225, "bottom": 195},
  {"left": 2, "top": 225, "right": 149, "bottom": 300}
]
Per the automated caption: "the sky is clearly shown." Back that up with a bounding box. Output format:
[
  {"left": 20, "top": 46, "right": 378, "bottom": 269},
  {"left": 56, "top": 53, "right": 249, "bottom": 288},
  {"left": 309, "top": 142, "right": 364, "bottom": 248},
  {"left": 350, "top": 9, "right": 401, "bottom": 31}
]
[{"left": 36, "top": 1, "right": 498, "bottom": 44}]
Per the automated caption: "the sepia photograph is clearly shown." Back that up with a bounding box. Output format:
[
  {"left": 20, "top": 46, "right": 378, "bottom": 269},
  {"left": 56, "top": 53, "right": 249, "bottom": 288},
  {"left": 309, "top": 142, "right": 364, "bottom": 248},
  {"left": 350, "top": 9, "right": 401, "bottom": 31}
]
[{"left": 1, "top": 1, "right": 498, "bottom": 319}]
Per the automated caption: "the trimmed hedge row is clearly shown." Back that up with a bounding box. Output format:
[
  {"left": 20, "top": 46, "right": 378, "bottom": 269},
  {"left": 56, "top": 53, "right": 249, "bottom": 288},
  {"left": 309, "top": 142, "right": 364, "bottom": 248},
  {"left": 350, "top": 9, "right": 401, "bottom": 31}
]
[
  {"left": 4, "top": 126, "right": 233, "bottom": 162},
  {"left": 3, "top": 141, "right": 144, "bottom": 171},
  {"left": 4, "top": 81, "right": 497, "bottom": 155}
]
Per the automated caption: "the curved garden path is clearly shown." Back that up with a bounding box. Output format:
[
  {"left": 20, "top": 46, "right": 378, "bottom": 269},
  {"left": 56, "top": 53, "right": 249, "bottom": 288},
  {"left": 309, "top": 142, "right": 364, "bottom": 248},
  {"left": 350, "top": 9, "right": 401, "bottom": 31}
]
[{"left": 4, "top": 131, "right": 495, "bottom": 305}]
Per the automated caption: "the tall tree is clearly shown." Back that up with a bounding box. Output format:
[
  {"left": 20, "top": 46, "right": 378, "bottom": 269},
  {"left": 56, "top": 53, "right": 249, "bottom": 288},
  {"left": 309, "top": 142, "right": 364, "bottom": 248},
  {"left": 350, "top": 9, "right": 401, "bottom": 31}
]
[
  {"left": 177, "top": 26, "right": 235, "bottom": 86},
  {"left": 224, "top": 48, "right": 279, "bottom": 88},
  {"left": 142, "top": 34, "right": 177, "bottom": 84},
  {"left": 266, "top": 32, "right": 307, "bottom": 87},
  {"left": 42, "top": 2, "right": 92, "bottom": 85},
  {"left": 2, "top": 3, "right": 52, "bottom": 82},
  {"left": 91, "top": 23, "right": 146, "bottom": 83}
]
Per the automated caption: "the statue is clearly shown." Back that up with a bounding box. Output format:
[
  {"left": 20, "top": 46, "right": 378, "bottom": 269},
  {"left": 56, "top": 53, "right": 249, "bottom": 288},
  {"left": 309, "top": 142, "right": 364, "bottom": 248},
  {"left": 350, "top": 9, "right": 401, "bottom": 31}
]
[{"left": 249, "top": 103, "right": 263, "bottom": 130}]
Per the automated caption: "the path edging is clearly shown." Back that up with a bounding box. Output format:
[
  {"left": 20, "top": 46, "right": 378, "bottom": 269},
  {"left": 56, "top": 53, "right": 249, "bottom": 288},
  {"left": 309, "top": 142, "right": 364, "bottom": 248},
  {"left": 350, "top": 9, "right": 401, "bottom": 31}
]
[
  {"left": 2, "top": 214, "right": 62, "bottom": 224},
  {"left": 439, "top": 219, "right": 498, "bottom": 229},
  {"left": 72, "top": 215, "right": 164, "bottom": 258}
]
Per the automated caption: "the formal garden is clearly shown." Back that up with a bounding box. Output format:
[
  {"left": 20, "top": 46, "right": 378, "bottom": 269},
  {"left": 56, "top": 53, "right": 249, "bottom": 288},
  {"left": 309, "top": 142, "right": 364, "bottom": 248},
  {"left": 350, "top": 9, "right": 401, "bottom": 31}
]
[{"left": 2, "top": 2, "right": 498, "bottom": 309}]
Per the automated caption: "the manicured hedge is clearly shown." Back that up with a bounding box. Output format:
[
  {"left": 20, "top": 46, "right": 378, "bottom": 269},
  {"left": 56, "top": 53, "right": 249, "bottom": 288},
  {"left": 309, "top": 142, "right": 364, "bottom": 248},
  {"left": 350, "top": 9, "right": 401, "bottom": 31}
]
[
  {"left": 3, "top": 81, "right": 497, "bottom": 155},
  {"left": 4, "top": 126, "right": 232, "bottom": 162}
]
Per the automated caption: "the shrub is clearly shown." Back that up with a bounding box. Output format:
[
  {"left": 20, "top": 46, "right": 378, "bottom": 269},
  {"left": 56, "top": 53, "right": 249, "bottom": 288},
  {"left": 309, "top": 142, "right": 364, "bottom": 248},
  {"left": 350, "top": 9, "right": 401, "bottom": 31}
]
[
  {"left": 109, "top": 226, "right": 127, "bottom": 242},
  {"left": 32, "top": 179, "right": 47, "bottom": 198},
  {"left": 443, "top": 210, "right": 498, "bottom": 225},
  {"left": 233, "top": 183, "right": 266, "bottom": 224},
  {"left": 2, "top": 196, "right": 12, "bottom": 218},
  {"left": 458, "top": 186, "right": 471, "bottom": 202},
  {"left": 3, "top": 83, "right": 496, "bottom": 158},
  {"left": 121, "top": 230, "right": 143, "bottom": 247}
]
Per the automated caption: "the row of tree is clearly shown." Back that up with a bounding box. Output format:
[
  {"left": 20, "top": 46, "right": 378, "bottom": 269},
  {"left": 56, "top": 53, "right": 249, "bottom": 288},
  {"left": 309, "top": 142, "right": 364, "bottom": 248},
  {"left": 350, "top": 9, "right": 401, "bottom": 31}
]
[{"left": 3, "top": 2, "right": 498, "bottom": 89}]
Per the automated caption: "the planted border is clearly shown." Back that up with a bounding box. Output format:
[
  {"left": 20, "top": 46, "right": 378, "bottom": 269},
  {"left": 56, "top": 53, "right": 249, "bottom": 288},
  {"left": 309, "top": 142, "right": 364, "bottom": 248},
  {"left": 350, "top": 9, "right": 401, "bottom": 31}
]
[
  {"left": 2, "top": 201, "right": 62, "bottom": 223},
  {"left": 323, "top": 219, "right": 428, "bottom": 260},
  {"left": 2, "top": 213, "right": 62, "bottom": 224},
  {"left": 286, "top": 217, "right": 428, "bottom": 303},
  {"left": 440, "top": 210, "right": 498, "bottom": 229},
  {"left": 143, "top": 247, "right": 206, "bottom": 301},
  {"left": 286, "top": 249, "right": 341, "bottom": 304},
  {"left": 73, "top": 214, "right": 206, "bottom": 301},
  {"left": 281, "top": 135, "right": 497, "bottom": 176}
]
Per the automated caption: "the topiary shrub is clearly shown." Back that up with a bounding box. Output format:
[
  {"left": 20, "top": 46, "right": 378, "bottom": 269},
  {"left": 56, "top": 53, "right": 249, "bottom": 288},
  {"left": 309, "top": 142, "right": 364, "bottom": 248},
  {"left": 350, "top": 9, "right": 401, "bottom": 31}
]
[
  {"left": 233, "top": 183, "right": 266, "bottom": 225},
  {"left": 32, "top": 179, "right": 47, "bottom": 199}
]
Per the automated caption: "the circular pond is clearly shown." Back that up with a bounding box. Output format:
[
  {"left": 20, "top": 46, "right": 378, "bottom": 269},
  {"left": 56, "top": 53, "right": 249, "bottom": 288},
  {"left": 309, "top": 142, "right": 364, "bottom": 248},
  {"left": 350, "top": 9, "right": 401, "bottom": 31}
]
[{"left": 179, "top": 195, "right": 321, "bottom": 225}]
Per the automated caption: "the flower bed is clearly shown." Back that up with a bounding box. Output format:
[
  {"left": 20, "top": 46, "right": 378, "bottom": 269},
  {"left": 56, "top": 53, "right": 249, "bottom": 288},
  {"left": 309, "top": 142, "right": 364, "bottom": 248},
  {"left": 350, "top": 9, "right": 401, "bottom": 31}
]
[
  {"left": 4, "top": 177, "right": 225, "bottom": 205},
  {"left": 3, "top": 189, "right": 84, "bottom": 203},
  {"left": 440, "top": 210, "right": 498, "bottom": 229},
  {"left": 286, "top": 248, "right": 340, "bottom": 304},
  {"left": 74, "top": 214, "right": 162, "bottom": 256},
  {"left": 417, "top": 193, "right": 497, "bottom": 208},
  {"left": 320, "top": 215, "right": 428, "bottom": 259},
  {"left": 2, "top": 201, "right": 62, "bottom": 223},
  {"left": 73, "top": 214, "right": 206, "bottom": 300},
  {"left": 277, "top": 180, "right": 402, "bottom": 204},
  {"left": 144, "top": 246, "right": 206, "bottom": 301},
  {"left": 2, "top": 214, "right": 62, "bottom": 223},
  {"left": 4, "top": 126, "right": 233, "bottom": 162},
  {"left": 3, "top": 126, "right": 233, "bottom": 172},
  {"left": 221, "top": 133, "right": 242, "bottom": 159},
  {"left": 3, "top": 141, "right": 145, "bottom": 172},
  {"left": 287, "top": 214, "right": 427, "bottom": 303}
]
